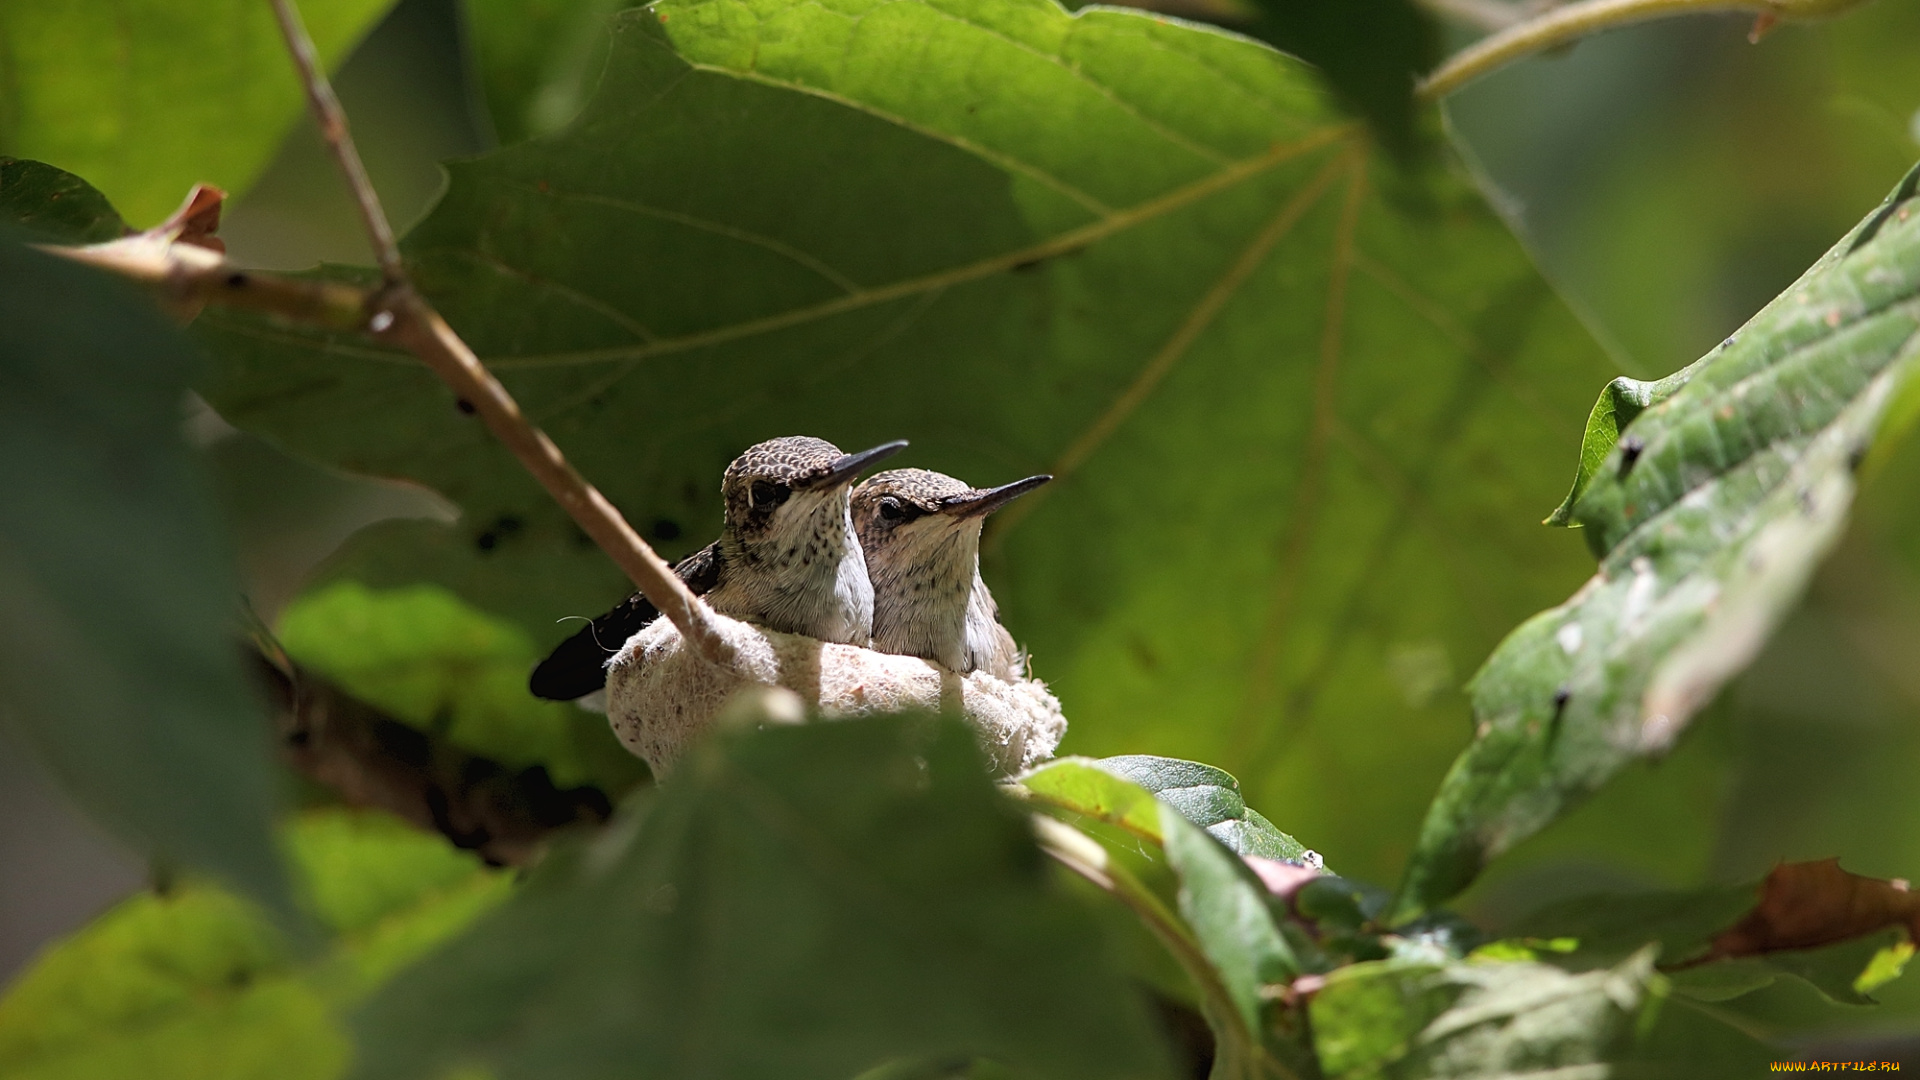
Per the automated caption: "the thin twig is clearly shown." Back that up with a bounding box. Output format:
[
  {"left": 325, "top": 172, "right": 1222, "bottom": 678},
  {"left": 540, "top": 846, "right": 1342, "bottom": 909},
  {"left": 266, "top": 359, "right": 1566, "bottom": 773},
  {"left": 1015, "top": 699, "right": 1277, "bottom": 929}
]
[
  {"left": 258, "top": 0, "right": 730, "bottom": 665},
  {"left": 1415, "top": 0, "right": 1538, "bottom": 32},
  {"left": 49, "top": 236, "right": 368, "bottom": 327},
  {"left": 1418, "top": 0, "right": 1805, "bottom": 99},
  {"left": 268, "top": 0, "right": 403, "bottom": 283}
]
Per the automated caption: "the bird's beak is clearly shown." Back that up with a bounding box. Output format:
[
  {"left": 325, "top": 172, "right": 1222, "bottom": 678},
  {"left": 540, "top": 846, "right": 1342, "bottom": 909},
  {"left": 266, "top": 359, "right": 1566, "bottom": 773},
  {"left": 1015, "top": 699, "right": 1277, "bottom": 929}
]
[
  {"left": 803, "top": 440, "right": 909, "bottom": 491},
  {"left": 940, "top": 474, "right": 1052, "bottom": 519}
]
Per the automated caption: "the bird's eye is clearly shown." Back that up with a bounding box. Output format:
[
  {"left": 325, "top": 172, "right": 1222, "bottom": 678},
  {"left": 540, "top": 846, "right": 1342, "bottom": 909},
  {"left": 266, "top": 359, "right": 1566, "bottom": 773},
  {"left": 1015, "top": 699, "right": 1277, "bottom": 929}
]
[
  {"left": 749, "top": 480, "right": 790, "bottom": 510},
  {"left": 878, "top": 497, "right": 906, "bottom": 522}
]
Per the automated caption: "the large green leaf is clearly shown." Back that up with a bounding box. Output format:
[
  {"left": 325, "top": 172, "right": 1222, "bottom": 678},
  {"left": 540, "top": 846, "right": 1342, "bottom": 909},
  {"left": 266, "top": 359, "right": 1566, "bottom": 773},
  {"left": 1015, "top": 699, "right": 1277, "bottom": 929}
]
[
  {"left": 0, "top": 0, "right": 394, "bottom": 226},
  {"left": 350, "top": 715, "right": 1175, "bottom": 1080},
  {"left": 1396, "top": 165, "right": 1920, "bottom": 917},
  {"left": 0, "top": 238, "right": 289, "bottom": 915},
  {"left": 194, "top": 0, "right": 1615, "bottom": 884}
]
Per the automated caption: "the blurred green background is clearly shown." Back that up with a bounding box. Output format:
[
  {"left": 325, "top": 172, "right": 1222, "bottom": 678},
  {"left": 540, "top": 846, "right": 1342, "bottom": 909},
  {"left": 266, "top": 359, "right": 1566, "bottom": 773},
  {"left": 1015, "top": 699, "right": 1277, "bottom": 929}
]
[{"left": 5, "top": 0, "right": 1920, "bottom": 1057}]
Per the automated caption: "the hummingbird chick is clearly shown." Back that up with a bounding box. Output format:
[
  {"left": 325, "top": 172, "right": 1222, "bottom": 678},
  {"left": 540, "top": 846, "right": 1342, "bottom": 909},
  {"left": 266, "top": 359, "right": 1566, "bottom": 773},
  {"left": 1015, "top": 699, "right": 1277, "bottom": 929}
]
[
  {"left": 530, "top": 436, "right": 907, "bottom": 702},
  {"left": 851, "top": 468, "right": 1051, "bottom": 680}
]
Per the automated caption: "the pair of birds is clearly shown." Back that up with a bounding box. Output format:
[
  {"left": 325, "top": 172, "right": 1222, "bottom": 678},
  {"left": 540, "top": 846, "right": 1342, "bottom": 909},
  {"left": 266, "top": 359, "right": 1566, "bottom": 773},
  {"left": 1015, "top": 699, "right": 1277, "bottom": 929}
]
[{"left": 529, "top": 436, "right": 1050, "bottom": 703}]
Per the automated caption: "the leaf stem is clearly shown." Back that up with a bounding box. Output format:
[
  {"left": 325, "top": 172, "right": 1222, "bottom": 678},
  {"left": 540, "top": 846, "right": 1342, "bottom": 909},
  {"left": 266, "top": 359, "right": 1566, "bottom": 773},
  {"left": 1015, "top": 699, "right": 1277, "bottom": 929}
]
[{"left": 1420, "top": 0, "right": 1778, "bottom": 98}]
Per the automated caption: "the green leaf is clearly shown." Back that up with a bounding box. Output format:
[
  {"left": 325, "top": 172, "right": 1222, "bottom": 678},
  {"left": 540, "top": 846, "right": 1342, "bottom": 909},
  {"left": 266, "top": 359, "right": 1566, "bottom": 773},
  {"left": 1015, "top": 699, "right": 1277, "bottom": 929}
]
[
  {"left": 1310, "top": 949, "right": 1664, "bottom": 1078},
  {"left": 1097, "top": 754, "right": 1318, "bottom": 863},
  {"left": 195, "top": 0, "right": 1616, "bottom": 886},
  {"left": 1504, "top": 884, "right": 1759, "bottom": 967},
  {"left": 0, "top": 808, "right": 507, "bottom": 1080},
  {"left": 0, "top": 238, "right": 290, "bottom": 915},
  {"left": 1159, "top": 801, "right": 1298, "bottom": 1037},
  {"left": 1543, "top": 367, "right": 1697, "bottom": 527},
  {"left": 462, "top": 0, "right": 624, "bottom": 144},
  {"left": 351, "top": 715, "right": 1176, "bottom": 1080},
  {"left": 0, "top": 0, "right": 394, "bottom": 226},
  {"left": 1017, "top": 757, "right": 1305, "bottom": 1063},
  {"left": 1664, "top": 931, "right": 1907, "bottom": 1007},
  {"left": 0, "top": 157, "right": 129, "bottom": 243},
  {"left": 276, "top": 581, "right": 647, "bottom": 792},
  {"left": 1019, "top": 757, "right": 1168, "bottom": 840},
  {"left": 1237, "top": 0, "right": 1437, "bottom": 159},
  {"left": 0, "top": 887, "right": 335, "bottom": 1080},
  {"left": 1397, "top": 164, "right": 1920, "bottom": 917},
  {"left": 1019, "top": 754, "right": 1316, "bottom": 867},
  {"left": 1506, "top": 877, "right": 1917, "bottom": 1007}
]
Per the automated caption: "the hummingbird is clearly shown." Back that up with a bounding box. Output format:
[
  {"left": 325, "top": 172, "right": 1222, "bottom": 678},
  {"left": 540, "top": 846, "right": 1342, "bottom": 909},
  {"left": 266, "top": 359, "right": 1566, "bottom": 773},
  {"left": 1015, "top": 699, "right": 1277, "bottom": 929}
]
[
  {"left": 529, "top": 436, "right": 907, "bottom": 702},
  {"left": 850, "top": 468, "right": 1051, "bottom": 680}
]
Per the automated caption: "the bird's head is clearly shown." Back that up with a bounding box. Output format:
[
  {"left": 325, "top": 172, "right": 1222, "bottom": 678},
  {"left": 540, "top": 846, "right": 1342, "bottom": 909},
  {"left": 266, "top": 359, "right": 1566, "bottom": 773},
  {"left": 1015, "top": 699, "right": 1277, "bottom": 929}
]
[
  {"left": 852, "top": 468, "right": 1051, "bottom": 584},
  {"left": 721, "top": 437, "right": 907, "bottom": 564}
]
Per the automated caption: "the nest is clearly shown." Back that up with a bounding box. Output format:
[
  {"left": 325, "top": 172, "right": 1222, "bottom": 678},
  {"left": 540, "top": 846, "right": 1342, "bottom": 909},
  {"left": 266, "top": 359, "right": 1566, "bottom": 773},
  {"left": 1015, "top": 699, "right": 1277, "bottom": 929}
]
[{"left": 605, "top": 610, "right": 1067, "bottom": 778}]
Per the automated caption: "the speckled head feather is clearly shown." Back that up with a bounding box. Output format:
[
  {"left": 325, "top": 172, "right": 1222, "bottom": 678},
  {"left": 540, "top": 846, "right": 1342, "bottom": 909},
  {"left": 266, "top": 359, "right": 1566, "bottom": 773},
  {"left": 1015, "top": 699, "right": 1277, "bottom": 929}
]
[
  {"left": 851, "top": 468, "right": 1049, "bottom": 677},
  {"left": 699, "top": 436, "right": 907, "bottom": 648},
  {"left": 723, "top": 437, "right": 907, "bottom": 541},
  {"left": 850, "top": 468, "right": 971, "bottom": 547}
]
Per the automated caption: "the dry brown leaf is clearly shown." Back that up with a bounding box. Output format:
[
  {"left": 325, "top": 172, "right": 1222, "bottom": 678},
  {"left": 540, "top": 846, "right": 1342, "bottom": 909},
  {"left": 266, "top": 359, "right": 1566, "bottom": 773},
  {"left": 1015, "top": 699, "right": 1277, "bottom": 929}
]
[{"left": 1708, "top": 858, "right": 1920, "bottom": 959}]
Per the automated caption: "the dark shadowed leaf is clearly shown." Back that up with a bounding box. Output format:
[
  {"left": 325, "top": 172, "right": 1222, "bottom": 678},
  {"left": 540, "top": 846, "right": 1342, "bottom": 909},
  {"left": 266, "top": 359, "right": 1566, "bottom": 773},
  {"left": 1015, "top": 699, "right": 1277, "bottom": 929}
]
[
  {"left": 351, "top": 715, "right": 1176, "bottom": 1080},
  {"left": 1503, "top": 859, "right": 1920, "bottom": 1006},
  {"left": 0, "top": 157, "right": 129, "bottom": 244},
  {"left": 1238, "top": 0, "right": 1437, "bottom": 158},
  {"left": 0, "top": 0, "right": 394, "bottom": 226},
  {"left": 1397, "top": 165, "right": 1920, "bottom": 915},
  {"left": 0, "top": 238, "right": 289, "bottom": 915},
  {"left": 193, "top": 0, "right": 1616, "bottom": 886}
]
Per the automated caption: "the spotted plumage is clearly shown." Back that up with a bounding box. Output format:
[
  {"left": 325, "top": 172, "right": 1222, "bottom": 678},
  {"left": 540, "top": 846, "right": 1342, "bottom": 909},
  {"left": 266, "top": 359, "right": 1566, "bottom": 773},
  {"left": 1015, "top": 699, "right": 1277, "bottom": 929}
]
[
  {"left": 851, "top": 468, "right": 1050, "bottom": 679},
  {"left": 529, "top": 436, "right": 906, "bottom": 702}
]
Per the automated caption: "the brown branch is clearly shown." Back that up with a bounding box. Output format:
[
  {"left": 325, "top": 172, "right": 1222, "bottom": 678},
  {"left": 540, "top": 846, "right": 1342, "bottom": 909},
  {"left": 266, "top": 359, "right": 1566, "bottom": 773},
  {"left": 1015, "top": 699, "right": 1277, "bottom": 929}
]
[
  {"left": 198, "top": 0, "right": 735, "bottom": 666},
  {"left": 1416, "top": 0, "right": 1866, "bottom": 98},
  {"left": 267, "top": 0, "right": 402, "bottom": 283}
]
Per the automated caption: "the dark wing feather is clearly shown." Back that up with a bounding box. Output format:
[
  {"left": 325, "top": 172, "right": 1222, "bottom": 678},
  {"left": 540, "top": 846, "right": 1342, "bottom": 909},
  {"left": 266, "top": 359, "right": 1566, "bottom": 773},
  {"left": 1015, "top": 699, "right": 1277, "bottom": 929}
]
[{"left": 527, "top": 542, "right": 725, "bottom": 700}]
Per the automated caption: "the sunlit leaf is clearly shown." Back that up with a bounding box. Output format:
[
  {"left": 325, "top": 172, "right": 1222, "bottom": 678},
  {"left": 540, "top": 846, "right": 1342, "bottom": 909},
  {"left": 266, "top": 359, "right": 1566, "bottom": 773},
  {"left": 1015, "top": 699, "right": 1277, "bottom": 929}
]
[
  {"left": 277, "top": 581, "right": 647, "bottom": 792},
  {"left": 1397, "top": 165, "right": 1920, "bottom": 915},
  {"left": 0, "top": 808, "right": 507, "bottom": 1080},
  {"left": 0, "top": 0, "right": 394, "bottom": 225}
]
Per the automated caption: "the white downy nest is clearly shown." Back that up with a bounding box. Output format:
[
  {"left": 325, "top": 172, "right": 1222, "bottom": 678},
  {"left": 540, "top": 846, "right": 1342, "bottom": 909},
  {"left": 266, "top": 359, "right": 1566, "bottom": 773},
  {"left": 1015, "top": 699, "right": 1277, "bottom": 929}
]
[{"left": 605, "top": 610, "right": 1067, "bottom": 778}]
